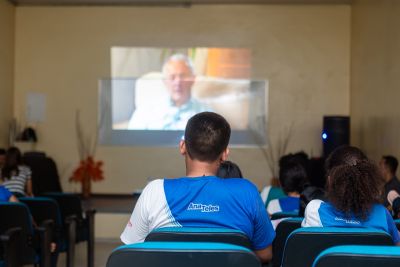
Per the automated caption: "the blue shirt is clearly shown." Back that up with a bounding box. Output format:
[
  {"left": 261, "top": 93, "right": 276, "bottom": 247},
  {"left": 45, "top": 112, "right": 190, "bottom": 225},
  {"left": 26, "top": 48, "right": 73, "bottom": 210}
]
[
  {"left": 164, "top": 176, "right": 275, "bottom": 249},
  {"left": 267, "top": 196, "right": 299, "bottom": 214},
  {"left": 302, "top": 199, "right": 400, "bottom": 243},
  {"left": 0, "top": 186, "right": 12, "bottom": 202}
]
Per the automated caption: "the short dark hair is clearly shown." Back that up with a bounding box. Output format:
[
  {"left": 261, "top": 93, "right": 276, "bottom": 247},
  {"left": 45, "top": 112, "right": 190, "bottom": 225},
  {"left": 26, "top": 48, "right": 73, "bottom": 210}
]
[
  {"left": 279, "top": 161, "right": 307, "bottom": 194},
  {"left": 382, "top": 155, "right": 398, "bottom": 174},
  {"left": 325, "top": 146, "right": 384, "bottom": 220},
  {"left": 184, "top": 112, "right": 231, "bottom": 162},
  {"left": 217, "top": 161, "right": 243, "bottom": 179}
]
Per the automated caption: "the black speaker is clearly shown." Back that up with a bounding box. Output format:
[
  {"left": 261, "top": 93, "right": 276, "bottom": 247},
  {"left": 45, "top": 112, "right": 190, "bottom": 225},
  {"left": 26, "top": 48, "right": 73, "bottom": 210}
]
[{"left": 322, "top": 116, "right": 350, "bottom": 157}]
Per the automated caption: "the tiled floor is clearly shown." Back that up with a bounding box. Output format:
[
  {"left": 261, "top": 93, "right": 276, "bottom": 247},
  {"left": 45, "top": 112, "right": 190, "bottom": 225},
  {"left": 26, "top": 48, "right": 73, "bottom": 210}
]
[{"left": 57, "top": 239, "right": 121, "bottom": 267}]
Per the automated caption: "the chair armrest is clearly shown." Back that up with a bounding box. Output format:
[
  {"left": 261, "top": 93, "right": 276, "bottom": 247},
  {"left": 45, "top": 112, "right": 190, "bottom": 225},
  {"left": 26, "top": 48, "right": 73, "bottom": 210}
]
[
  {"left": 85, "top": 209, "right": 96, "bottom": 267},
  {"left": 65, "top": 215, "right": 77, "bottom": 267},
  {"left": 35, "top": 219, "right": 53, "bottom": 267}
]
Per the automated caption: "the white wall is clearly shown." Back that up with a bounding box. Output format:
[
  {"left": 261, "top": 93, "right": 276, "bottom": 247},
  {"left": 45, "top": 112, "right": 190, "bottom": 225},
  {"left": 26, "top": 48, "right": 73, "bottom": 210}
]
[
  {"left": 14, "top": 5, "right": 350, "bottom": 193},
  {"left": 351, "top": 0, "right": 400, "bottom": 160}
]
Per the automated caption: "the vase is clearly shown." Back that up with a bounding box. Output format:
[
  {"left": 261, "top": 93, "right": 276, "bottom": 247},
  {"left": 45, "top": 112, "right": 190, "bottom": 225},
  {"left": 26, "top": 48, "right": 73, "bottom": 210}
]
[{"left": 81, "top": 175, "right": 91, "bottom": 199}]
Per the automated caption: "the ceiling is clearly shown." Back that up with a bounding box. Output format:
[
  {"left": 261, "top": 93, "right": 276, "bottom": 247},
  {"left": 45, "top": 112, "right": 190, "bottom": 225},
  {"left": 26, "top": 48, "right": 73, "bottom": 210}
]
[{"left": 8, "top": 0, "right": 352, "bottom": 6}]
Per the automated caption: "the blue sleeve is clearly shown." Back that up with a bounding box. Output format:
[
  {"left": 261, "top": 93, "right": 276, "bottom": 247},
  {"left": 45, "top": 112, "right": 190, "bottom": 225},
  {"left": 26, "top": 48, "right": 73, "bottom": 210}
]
[
  {"left": 0, "top": 186, "right": 12, "bottom": 202},
  {"left": 251, "top": 191, "right": 276, "bottom": 250},
  {"left": 385, "top": 209, "right": 400, "bottom": 244}
]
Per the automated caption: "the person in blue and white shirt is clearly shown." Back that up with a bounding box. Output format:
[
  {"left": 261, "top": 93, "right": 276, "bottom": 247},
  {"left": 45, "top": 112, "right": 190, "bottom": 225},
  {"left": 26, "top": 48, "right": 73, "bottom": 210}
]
[
  {"left": 267, "top": 161, "right": 307, "bottom": 215},
  {"left": 121, "top": 112, "right": 276, "bottom": 262},
  {"left": 302, "top": 146, "right": 400, "bottom": 245}
]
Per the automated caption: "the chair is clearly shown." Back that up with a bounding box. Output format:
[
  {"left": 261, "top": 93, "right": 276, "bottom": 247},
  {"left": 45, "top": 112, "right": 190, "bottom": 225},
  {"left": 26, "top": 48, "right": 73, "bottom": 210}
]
[
  {"left": 20, "top": 197, "right": 77, "bottom": 267},
  {"left": 270, "top": 211, "right": 301, "bottom": 220},
  {"left": 106, "top": 241, "right": 261, "bottom": 267},
  {"left": 312, "top": 245, "right": 400, "bottom": 267},
  {"left": 0, "top": 202, "right": 52, "bottom": 267},
  {"left": 281, "top": 227, "right": 394, "bottom": 267},
  {"left": 0, "top": 227, "right": 22, "bottom": 267},
  {"left": 145, "top": 227, "right": 252, "bottom": 249},
  {"left": 271, "top": 217, "right": 303, "bottom": 267},
  {"left": 43, "top": 193, "right": 96, "bottom": 267},
  {"left": 23, "top": 152, "right": 63, "bottom": 195}
]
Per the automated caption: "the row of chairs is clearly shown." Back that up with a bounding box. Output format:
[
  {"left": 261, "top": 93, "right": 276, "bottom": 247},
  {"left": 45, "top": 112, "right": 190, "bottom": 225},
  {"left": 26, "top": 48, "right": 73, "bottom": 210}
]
[
  {"left": 0, "top": 193, "right": 95, "bottom": 267},
  {"left": 108, "top": 242, "right": 400, "bottom": 267},
  {"left": 107, "top": 218, "right": 400, "bottom": 267}
]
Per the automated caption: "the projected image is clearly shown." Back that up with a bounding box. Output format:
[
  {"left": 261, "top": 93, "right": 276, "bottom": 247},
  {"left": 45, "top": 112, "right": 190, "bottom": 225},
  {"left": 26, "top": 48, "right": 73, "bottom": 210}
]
[
  {"left": 111, "top": 47, "right": 252, "bottom": 131},
  {"left": 99, "top": 46, "right": 267, "bottom": 146}
]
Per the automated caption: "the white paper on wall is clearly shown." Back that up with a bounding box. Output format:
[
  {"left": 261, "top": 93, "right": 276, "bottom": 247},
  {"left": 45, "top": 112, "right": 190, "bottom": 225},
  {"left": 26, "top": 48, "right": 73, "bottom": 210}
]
[{"left": 26, "top": 92, "right": 46, "bottom": 123}]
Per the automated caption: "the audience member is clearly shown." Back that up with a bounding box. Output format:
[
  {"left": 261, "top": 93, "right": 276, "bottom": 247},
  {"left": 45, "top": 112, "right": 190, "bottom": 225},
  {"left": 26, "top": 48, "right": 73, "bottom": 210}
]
[
  {"left": 388, "top": 190, "right": 400, "bottom": 219},
  {"left": 1, "top": 146, "right": 33, "bottom": 197},
  {"left": 121, "top": 112, "right": 275, "bottom": 262},
  {"left": 216, "top": 160, "right": 243, "bottom": 178},
  {"left": 0, "top": 148, "right": 6, "bottom": 169},
  {"left": 267, "top": 162, "right": 307, "bottom": 215},
  {"left": 380, "top": 155, "right": 400, "bottom": 207},
  {"left": 302, "top": 146, "right": 400, "bottom": 245}
]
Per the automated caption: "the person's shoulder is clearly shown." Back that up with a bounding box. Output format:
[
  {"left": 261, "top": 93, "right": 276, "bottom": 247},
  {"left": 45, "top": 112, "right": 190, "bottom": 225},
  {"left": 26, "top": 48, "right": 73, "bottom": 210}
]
[
  {"left": 226, "top": 177, "right": 257, "bottom": 187},
  {"left": 223, "top": 178, "right": 260, "bottom": 195},
  {"left": 306, "top": 199, "right": 325, "bottom": 212},
  {"left": 371, "top": 203, "right": 389, "bottom": 215},
  {"left": 142, "top": 179, "right": 164, "bottom": 194}
]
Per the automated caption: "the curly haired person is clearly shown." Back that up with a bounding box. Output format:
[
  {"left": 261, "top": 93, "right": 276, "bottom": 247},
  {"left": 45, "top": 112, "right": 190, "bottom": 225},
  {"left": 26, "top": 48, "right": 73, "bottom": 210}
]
[{"left": 302, "top": 146, "right": 400, "bottom": 245}]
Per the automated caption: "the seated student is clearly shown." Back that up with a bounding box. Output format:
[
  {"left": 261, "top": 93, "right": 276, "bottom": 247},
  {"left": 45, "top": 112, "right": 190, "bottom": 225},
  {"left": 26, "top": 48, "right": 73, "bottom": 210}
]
[
  {"left": 120, "top": 112, "right": 275, "bottom": 263},
  {"left": 380, "top": 155, "right": 400, "bottom": 207},
  {"left": 216, "top": 160, "right": 243, "bottom": 178},
  {"left": 0, "top": 185, "right": 18, "bottom": 202},
  {"left": 260, "top": 152, "right": 309, "bottom": 209},
  {"left": 302, "top": 146, "right": 400, "bottom": 245},
  {"left": 388, "top": 190, "right": 400, "bottom": 219},
  {"left": 0, "top": 148, "right": 6, "bottom": 169},
  {"left": 267, "top": 162, "right": 307, "bottom": 215},
  {"left": 1, "top": 147, "right": 33, "bottom": 197}
]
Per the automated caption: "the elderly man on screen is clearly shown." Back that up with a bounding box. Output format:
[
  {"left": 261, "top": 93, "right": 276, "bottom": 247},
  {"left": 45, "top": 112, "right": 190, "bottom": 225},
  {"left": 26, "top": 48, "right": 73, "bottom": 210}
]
[{"left": 128, "top": 54, "right": 209, "bottom": 130}]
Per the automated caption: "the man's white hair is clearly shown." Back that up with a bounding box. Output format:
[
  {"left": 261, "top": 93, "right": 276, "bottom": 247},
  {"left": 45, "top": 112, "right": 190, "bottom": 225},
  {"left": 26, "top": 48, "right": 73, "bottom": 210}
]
[{"left": 162, "top": 53, "right": 195, "bottom": 76}]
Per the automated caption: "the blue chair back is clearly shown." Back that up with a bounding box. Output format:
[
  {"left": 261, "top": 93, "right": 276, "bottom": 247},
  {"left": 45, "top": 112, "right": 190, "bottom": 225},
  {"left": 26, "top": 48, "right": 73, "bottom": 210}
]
[
  {"left": 145, "top": 227, "right": 252, "bottom": 249},
  {"left": 106, "top": 241, "right": 261, "bottom": 267},
  {"left": 312, "top": 245, "right": 400, "bottom": 267},
  {"left": 270, "top": 211, "right": 301, "bottom": 220},
  {"left": 281, "top": 227, "right": 394, "bottom": 267}
]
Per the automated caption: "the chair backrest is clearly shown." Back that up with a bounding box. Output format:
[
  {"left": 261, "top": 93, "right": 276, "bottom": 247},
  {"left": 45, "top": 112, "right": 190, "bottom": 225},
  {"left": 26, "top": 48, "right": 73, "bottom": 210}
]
[
  {"left": 43, "top": 193, "right": 84, "bottom": 223},
  {"left": 23, "top": 153, "right": 62, "bottom": 195},
  {"left": 0, "top": 202, "right": 37, "bottom": 264},
  {"left": 145, "top": 227, "right": 252, "bottom": 249},
  {"left": 282, "top": 227, "right": 394, "bottom": 267},
  {"left": 312, "top": 245, "right": 400, "bottom": 267},
  {"left": 270, "top": 211, "right": 301, "bottom": 220},
  {"left": 272, "top": 217, "right": 303, "bottom": 267},
  {"left": 106, "top": 241, "right": 261, "bottom": 267},
  {"left": 19, "top": 197, "right": 62, "bottom": 227}
]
